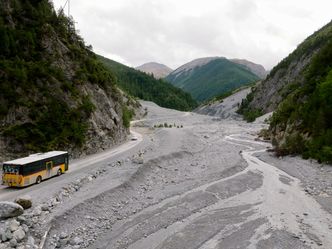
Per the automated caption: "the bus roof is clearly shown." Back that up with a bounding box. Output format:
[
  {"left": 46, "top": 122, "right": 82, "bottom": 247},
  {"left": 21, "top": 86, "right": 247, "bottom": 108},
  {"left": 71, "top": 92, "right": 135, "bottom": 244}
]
[{"left": 3, "top": 151, "right": 68, "bottom": 165}]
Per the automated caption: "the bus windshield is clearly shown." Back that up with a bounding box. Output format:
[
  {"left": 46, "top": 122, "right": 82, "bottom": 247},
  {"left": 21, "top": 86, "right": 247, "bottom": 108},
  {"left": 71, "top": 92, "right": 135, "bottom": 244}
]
[{"left": 3, "top": 164, "right": 20, "bottom": 174}]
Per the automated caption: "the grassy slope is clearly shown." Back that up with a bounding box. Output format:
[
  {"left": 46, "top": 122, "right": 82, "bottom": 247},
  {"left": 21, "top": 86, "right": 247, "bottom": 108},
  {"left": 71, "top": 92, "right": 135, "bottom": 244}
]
[
  {"left": 166, "top": 58, "right": 259, "bottom": 102},
  {"left": 98, "top": 55, "right": 198, "bottom": 111}
]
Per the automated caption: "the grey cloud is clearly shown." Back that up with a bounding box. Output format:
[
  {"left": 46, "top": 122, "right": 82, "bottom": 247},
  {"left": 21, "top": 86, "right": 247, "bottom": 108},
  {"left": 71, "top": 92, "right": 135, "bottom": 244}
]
[
  {"left": 52, "top": 0, "right": 332, "bottom": 70},
  {"left": 227, "top": 0, "right": 258, "bottom": 21}
]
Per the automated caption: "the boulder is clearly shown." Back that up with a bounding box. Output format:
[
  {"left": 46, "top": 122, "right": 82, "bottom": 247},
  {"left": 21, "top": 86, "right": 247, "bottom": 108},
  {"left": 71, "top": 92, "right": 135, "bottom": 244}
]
[
  {"left": 9, "top": 238, "right": 17, "bottom": 247},
  {"left": 69, "top": 237, "right": 83, "bottom": 246},
  {"left": 1, "top": 228, "right": 8, "bottom": 242},
  {"left": 9, "top": 219, "right": 20, "bottom": 232},
  {"left": 13, "top": 227, "right": 25, "bottom": 242},
  {"left": 0, "top": 243, "right": 8, "bottom": 249},
  {"left": 22, "top": 224, "right": 29, "bottom": 233},
  {"left": 0, "top": 202, "right": 24, "bottom": 219},
  {"left": 5, "top": 230, "right": 12, "bottom": 240},
  {"left": 41, "top": 204, "right": 49, "bottom": 212},
  {"left": 59, "top": 232, "right": 68, "bottom": 239},
  {"left": 26, "top": 236, "right": 35, "bottom": 247},
  {"left": 132, "top": 156, "right": 144, "bottom": 164},
  {"left": 32, "top": 206, "right": 42, "bottom": 216},
  {"left": 15, "top": 195, "right": 32, "bottom": 209}
]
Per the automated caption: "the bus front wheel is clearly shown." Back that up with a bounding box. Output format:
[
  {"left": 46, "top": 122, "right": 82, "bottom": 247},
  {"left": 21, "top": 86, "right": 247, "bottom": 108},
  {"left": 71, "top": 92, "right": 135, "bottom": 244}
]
[
  {"left": 36, "top": 176, "right": 42, "bottom": 184},
  {"left": 57, "top": 169, "right": 62, "bottom": 176}
]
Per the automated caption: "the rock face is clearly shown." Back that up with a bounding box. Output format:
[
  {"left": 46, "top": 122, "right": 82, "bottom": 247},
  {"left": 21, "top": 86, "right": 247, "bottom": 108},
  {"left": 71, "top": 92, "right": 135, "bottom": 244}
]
[
  {"left": 0, "top": 202, "right": 24, "bottom": 219},
  {"left": 244, "top": 21, "right": 332, "bottom": 114},
  {"left": 240, "top": 20, "right": 332, "bottom": 162},
  {"left": 195, "top": 87, "right": 251, "bottom": 119},
  {"left": 70, "top": 82, "right": 130, "bottom": 158},
  {"left": 136, "top": 62, "right": 173, "bottom": 79},
  {"left": 0, "top": 0, "right": 139, "bottom": 161},
  {"left": 246, "top": 54, "right": 313, "bottom": 113}
]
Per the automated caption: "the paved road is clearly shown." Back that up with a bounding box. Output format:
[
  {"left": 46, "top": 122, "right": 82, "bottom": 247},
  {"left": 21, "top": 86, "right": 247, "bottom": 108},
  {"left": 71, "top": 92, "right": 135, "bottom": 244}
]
[{"left": 0, "top": 130, "right": 143, "bottom": 203}]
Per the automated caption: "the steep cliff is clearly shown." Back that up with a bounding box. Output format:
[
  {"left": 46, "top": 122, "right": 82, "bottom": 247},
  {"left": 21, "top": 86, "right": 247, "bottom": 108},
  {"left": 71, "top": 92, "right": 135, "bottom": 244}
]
[
  {"left": 239, "top": 20, "right": 332, "bottom": 163},
  {"left": 0, "top": 0, "right": 138, "bottom": 161},
  {"left": 195, "top": 87, "right": 251, "bottom": 119},
  {"left": 242, "top": 21, "right": 332, "bottom": 114}
]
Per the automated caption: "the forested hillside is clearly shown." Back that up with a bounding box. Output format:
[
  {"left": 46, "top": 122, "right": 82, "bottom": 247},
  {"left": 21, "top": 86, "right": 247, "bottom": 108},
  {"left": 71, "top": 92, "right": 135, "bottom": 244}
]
[
  {"left": 165, "top": 57, "right": 260, "bottom": 102},
  {"left": 98, "top": 55, "right": 198, "bottom": 111},
  {"left": 0, "top": 0, "right": 135, "bottom": 160},
  {"left": 239, "top": 20, "right": 332, "bottom": 163}
]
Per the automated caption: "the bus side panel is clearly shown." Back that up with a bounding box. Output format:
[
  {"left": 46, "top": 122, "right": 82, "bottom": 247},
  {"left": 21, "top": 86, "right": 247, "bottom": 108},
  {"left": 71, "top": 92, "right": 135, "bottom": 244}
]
[
  {"left": 22, "top": 160, "right": 48, "bottom": 186},
  {"left": 22, "top": 170, "right": 48, "bottom": 186},
  {"left": 51, "top": 154, "right": 68, "bottom": 172},
  {"left": 50, "top": 163, "right": 65, "bottom": 176}
]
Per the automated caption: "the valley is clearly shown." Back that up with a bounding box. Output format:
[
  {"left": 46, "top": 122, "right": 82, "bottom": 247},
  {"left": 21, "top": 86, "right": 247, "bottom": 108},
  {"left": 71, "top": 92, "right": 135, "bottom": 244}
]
[
  {"left": 1, "top": 101, "right": 332, "bottom": 249},
  {"left": 1, "top": 1, "right": 332, "bottom": 249}
]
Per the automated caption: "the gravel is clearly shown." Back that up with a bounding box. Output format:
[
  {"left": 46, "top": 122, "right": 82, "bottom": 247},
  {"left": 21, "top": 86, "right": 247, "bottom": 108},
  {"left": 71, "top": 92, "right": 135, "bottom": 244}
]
[{"left": 1, "top": 101, "right": 332, "bottom": 249}]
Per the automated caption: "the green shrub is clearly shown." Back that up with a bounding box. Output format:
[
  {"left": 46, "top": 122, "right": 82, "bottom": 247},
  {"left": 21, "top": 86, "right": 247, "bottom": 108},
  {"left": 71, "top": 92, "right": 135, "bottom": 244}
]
[
  {"left": 269, "top": 39, "right": 332, "bottom": 163},
  {"left": 122, "top": 106, "right": 134, "bottom": 128},
  {"left": 240, "top": 109, "right": 262, "bottom": 122},
  {"left": 237, "top": 90, "right": 263, "bottom": 122}
]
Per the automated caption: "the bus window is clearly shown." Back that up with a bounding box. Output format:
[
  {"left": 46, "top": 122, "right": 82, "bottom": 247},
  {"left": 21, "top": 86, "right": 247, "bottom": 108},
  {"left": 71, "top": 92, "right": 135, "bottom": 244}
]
[{"left": 3, "top": 165, "right": 19, "bottom": 174}]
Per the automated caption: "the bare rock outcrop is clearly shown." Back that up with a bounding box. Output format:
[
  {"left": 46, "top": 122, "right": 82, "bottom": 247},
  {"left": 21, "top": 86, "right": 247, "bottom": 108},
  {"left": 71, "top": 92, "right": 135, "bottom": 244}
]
[
  {"left": 247, "top": 53, "right": 313, "bottom": 113},
  {"left": 0, "top": 0, "right": 141, "bottom": 161}
]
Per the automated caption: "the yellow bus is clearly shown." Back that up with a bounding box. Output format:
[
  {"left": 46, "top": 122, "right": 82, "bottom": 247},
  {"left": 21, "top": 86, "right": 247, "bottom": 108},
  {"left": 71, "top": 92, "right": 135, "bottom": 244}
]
[{"left": 2, "top": 151, "right": 69, "bottom": 187}]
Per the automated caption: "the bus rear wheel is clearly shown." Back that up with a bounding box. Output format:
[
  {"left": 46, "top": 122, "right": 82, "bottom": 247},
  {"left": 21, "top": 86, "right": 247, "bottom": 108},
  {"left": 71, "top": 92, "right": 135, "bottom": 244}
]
[
  {"left": 36, "top": 176, "right": 42, "bottom": 184},
  {"left": 57, "top": 169, "right": 62, "bottom": 176}
]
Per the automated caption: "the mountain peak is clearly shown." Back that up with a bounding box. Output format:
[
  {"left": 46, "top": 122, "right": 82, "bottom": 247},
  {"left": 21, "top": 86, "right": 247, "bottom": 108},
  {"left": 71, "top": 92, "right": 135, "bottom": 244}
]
[
  {"left": 230, "top": 59, "right": 267, "bottom": 79},
  {"left": 165, "top": 57, "right": 260, "bottom": 102},
  {"left": 136, "top": 62, "right": 173, "bottom": 79},
  {"left": 171, "top": 57, "right": 224, "bottom": 75}
]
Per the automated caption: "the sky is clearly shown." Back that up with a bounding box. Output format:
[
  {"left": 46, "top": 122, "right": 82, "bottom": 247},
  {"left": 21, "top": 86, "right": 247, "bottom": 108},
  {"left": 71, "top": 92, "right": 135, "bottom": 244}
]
[{"left": 52, "top": 0, "right": 332, "bottom": 70}]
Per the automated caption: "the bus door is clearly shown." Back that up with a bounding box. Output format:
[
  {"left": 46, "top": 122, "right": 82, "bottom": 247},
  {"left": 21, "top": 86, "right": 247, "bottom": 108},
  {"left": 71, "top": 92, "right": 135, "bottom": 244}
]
[
  {"left": 46, "top": 161, "right": 53, "bottom": 178},
  {"left": 65, "top": 156, "right": 68, "bottom": 171}
]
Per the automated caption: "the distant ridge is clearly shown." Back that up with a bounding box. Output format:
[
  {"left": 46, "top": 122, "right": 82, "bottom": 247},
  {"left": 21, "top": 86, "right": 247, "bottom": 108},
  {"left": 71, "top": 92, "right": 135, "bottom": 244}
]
[
  {"left": 230, "top": 59, "right": 267, "bottom": 79},
  {"left": 136, "top": 62, "right": 173, "bottom": 79},
  {"left": 165, "top": 57, "right": 261, "bottom": 102},
  {"left": 171, "top": 57, "right": 221, "bottom": 76},
  {"left": 99, "top": 56, "right": 197, "bottom": 111}
]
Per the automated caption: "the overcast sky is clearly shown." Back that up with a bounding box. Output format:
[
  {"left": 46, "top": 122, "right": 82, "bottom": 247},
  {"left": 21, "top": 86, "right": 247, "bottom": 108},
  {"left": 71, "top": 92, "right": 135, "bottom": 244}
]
[{"left": 52, "top": 0, "right": 331, "bottom": 70}]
